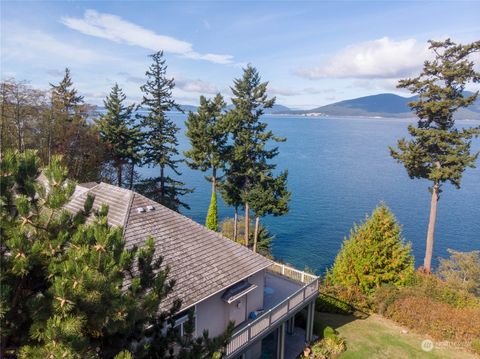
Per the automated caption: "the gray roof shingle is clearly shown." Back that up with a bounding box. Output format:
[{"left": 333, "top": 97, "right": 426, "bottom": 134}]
[{"left": 66, "top": 182, "right": 271, "bottom": 310}]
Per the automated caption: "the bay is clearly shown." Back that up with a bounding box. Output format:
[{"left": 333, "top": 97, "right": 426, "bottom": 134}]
[{"left": 139, "top": 113, "right": 480, "bottom": 274}]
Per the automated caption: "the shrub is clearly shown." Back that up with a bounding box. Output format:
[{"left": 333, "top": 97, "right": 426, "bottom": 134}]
[
  {"left": 438, "top": 249, "right": 480, "bottom": 297},
  {"left": 317, "top": 282, "right": 371, "bottom": 314},
  {"left": 408, "top": 272, "right": 479, "bottom": 309},
  {"left": 323, "top": 326, "right": 336, "bottom": 339},
  {"left": 471, "top": 339, "right": 480, "bottom": 355},
  {"left": 328, "top": 204, "right": 414, "bottom": 295},
  {"left": 384, "top": 296, "right": 480, "bottom": 343},
  {"left": 309, "top": 329, "right": 347, "bottom": 359}
]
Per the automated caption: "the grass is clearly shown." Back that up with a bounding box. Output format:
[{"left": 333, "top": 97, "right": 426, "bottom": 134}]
[{"left": 314, "top": 312, "right": 479, "bottom": 359}]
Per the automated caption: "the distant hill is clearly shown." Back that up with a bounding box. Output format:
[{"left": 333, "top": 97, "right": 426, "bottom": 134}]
[
  {"left": 224, "top": 103, "right": 292, "bottom": 114},
  {"left": 280, "top": 93, "right": 480, "bottom": 120}
]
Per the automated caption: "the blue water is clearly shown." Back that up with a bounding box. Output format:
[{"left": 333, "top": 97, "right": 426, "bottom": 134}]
[{"left": 140, "top": 114, "right": 480, "bottom": 274}]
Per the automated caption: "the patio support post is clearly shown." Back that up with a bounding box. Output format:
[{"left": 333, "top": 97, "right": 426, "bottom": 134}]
[
  {"left": 287, "top": 316, "right": 295, "bottom": 335},
  {"left": 306, "top": 301, "right": 314, "bottom": 342},
  {"left": 276, "top": 322, "right": 286, "bottom": 359}
]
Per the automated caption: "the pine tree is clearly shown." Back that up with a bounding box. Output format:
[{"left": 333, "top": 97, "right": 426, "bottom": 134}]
[
  {"left": 390, "top": 39, "right": 480, "bottom": 273},
  {"left": 96, "top": 84, "right": 142, "bottom": 187},
  {"left": 245, "top": 171, "right": 290, "bottom": 253},
  {"left": 185, "top": 94, "right": 228, "bottom": 229},
  {"left": 328, "top": 204, "right": 415, "bottom": 294},
  {"left": 227, "top": 65, "right": 285, "bottom": 246},
  {"left": 0, "top": 150, "right": 230, "bottom": 358},
  {"left": 138, "top": 51, "right": 191, "bottom": 211}
]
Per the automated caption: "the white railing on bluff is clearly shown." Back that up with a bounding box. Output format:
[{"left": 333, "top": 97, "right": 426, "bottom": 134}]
[{"left": 224, "top": 262, "right": 319, "bottom": 358}]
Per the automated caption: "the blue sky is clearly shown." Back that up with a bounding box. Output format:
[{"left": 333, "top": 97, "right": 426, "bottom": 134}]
[{"left": 2, "top": 1, "right": 479, "bottom": 109}]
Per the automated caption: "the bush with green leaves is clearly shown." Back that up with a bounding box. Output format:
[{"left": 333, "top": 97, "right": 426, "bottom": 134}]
[
  {"left": 438, "top": 249, "right": 480, "bottom": 297},
  {"left": 327, "top": 204, "right": 414, "bottom": 295}
]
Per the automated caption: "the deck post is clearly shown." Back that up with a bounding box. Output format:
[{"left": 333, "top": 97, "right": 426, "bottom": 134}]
[
  {"left": 287, "top": 316, "right": 295, "bottom": 335},
  {"left": 276, "top": 321, "right": 286, "bottom": 359},
  {"left": 305, "top": 301, "right": 315, "bottom": 342}
]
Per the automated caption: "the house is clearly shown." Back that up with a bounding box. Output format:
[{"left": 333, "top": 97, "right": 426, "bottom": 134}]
[{"left": 66, "top": 182, "right": 319, "bottom": 359}]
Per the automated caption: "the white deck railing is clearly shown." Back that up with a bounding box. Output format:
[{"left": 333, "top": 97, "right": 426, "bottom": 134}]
[{"left": 224, "top": 262, "right": 319, "bottom": 358}]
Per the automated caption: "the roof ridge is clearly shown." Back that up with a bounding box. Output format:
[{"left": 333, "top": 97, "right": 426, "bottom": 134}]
[{"left": 122, "top": 191, "right": 135, "bottom": 234}]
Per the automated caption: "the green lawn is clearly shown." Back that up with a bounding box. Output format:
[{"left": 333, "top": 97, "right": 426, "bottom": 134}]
[{"left": 314, "top": 312, "right": 478, "bottom": 359}]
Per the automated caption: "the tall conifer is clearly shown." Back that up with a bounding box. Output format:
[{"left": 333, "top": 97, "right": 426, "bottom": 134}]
[
  {"left": 137, "top": 51, "right": 191, "bottom": 211},
  {"left": 96, "top": 84, "right": 142, "bottom": 187},
  {"left": 185, "top": 94, "right": 228, "bottom": 229},
  {"left": 390, "top": 39, "right": 480, "bottom": 272},
  {"left": 227, "top": 65, "right": 287, "bottom": 246}
]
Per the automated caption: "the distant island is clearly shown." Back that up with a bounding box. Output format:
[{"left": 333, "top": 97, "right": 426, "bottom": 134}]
[
  {"left": 122, "top": 92, "right": 480, "bottom": 120},
  {"left": 274, "top": 92, "right": 480, "bottom": 120}
]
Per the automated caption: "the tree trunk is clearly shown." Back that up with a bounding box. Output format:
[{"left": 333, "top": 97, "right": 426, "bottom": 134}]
[
  {"left": 128, "top": 163, "right": 135, "bottom": 189},
  {"left": 424, "top": 183, "right": 440, "bottom": 273},
  {"left": 160, "top": 165, "right": 165, "bottom": 199},
  {"left": 253, "top": 216, "right": 260, "bottom": 253},
  {"left": 233, "top": 208, "right": 238, "bottom": 241},
  {"left": 117, "top": 163, "right": 122, "bottom": 187},
  {"left": 244, "top": 202, "right": 249, "bottom": 247},
  {"left": 211, "top": 167, "right": 217, "bottom": 194}
]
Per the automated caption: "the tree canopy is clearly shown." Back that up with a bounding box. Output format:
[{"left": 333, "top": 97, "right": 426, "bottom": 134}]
[{"left": 328, "top": 204, "right": 415, "bottom": 294}]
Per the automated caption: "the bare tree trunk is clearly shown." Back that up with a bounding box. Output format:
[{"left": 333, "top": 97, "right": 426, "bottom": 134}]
[
  {"left": 117, "top": 163, "right": 122, "bottom": 187},
  {"left": 253, "top": 216, "right": 260, "bottom": 253},
  {"left": 424, "top": 182, "right": 440, "bottom": 273},
  {"left": 211, "top": 167, "right": 217, "bottom": 194},
  {"left": 160, "top": 165, "right": 165, "bottom": 200},
  {"left": 233, "top": 208, "right": 238, "bottom": 241},
  {"left": 245, "top": 202, "right": 249, "bottom": 247},
  {"left": 128, "top": 163, "right": 135, "bottom": 189}
]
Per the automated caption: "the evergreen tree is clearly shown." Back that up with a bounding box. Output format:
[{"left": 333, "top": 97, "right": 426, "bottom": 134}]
[
  {"left": 0, "top": 150, "right": 231, "bottom": 358},
  {"left": 50, "top": 68, "right": 84, "bottom": 118},
  {"left": 390, "top": 39, "right": 480, "bottom": 273},
  {"left": 185, "top": 94, "right": 228, "bottom": 229},
  {"left": 245, "top": 171, "right": 290, "bottom": 253},
  {"left": 138, "top": 51, "right": 191, "bottom": 211},
  {"left": 328, "top": 204, "right": 415, "bottom": 294},
  {"left": 227, "top": 65, "right": 285, "bottom": 246},
  {"left": 205, "top": 191, "right": 218, "bottom": 231},
  {"left": 96, "top": 84, "right": 142, "bottom": 187},
  {"left": 49, "top": 69, "right": 105, "bottom": 181}
]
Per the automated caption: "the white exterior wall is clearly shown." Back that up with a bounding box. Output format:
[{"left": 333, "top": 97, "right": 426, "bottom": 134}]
[{"left": 195, "top": 269, "right": 266, "bottom": 337}]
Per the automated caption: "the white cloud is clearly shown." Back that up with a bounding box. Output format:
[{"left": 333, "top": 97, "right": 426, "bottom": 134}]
[
  {"left": 3, "top": 29, "right": 112, "bottom": 65},
  {"left": 176, "top": 79, "right": 220, "bottom": 94},
  {"left": 61, "top": 10, "right": 233, "bottom": 64},
  {"left": 296, "top": 37, "right": 429, "bottom": 79}
]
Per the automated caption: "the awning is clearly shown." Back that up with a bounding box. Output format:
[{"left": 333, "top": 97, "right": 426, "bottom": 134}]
[{"left": 221, "top": 281, "right": 258, "bottom": 304}]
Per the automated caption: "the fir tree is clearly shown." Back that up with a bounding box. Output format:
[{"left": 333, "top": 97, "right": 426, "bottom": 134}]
[
  {"left": 96, "top": 84, "right": 142, "bottom": 187},
  {"left": 50, "top": 68, "right": 84, "bottom": 118},
  {"left": 138, "top": 51, "right": 191, "bottom": 211},
  {"left": 227, "top": 65, "right": 286, "bottom": 246},
  {"left": 328, "top": 204, "right": 415, "bottom": 294},
  {"left": 245, "top": 171, "right": 290, "bottom": 253},
  {"left": 390, "top": 39, "right": 480, "bottom": 273},
  {"left": 48, "top": 69, "right": 105, "bottom": 181},
  {"left": 185, "top": 94, "right": 228, "bottom": 229}
]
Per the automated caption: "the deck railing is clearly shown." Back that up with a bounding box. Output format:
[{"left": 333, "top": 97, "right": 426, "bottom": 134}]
[{"left": 224, "top": 262, "right": 319, "bottom": 358}]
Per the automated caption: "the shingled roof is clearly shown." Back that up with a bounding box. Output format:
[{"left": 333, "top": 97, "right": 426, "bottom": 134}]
[{"left": 66, "top": 182, "right": 272, "bottom": 310}]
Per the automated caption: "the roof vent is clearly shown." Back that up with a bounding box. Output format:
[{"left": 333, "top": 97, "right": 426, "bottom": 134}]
[
  {"left": 136, "top": 207, "right": 145, "bottom": 213},
  {"left": 146, "top": 205, "right": 155, "bottom": 212}
]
